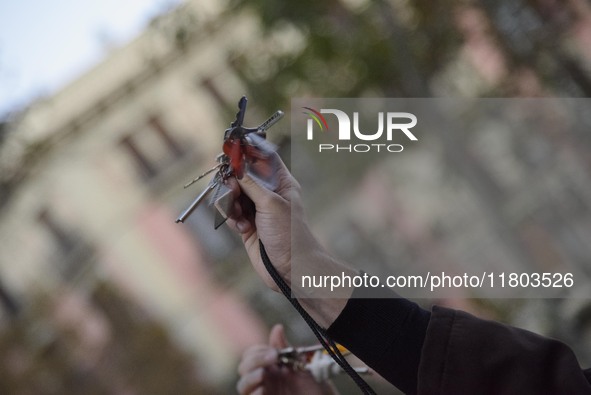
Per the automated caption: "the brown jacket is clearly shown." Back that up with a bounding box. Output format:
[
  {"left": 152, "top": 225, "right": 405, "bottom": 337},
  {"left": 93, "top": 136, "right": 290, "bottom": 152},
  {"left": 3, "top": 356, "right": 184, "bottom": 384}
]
[
  {"left": 418, "top": 306, "right": 591, "bottom": 395},
  {"left": 328, "top": 289, "right": 591, "bottom": 394}
]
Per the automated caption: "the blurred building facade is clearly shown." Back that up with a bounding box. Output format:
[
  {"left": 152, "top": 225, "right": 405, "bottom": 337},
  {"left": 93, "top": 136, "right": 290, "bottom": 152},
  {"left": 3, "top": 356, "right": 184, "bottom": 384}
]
[
  {"left": 292, "top": 1, "right": 591, "bottom": 369},
  {"left": 1, "top": 0, "right": 591, "bottom": 394},
  {"left": 0, "top": 0, "right": 284, "bottom": 391}
]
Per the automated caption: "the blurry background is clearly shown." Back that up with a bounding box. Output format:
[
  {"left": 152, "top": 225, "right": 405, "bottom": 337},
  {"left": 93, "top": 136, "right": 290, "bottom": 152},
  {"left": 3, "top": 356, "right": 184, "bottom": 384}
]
[{"left": 1, "top": 0, "right": 591, "bottom": 394}]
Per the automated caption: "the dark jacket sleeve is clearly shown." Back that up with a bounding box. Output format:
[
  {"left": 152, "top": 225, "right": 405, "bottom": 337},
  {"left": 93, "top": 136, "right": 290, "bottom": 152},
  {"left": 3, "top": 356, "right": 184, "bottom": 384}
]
[
  {"left": 327, "top": 288, "right": 591, "bottom": 395},
  {"left": 327, "top": 286, "right": 431, "bottom": 394},
  {"left": 418, "top": 306, "right": 591, "bottom": 395}
]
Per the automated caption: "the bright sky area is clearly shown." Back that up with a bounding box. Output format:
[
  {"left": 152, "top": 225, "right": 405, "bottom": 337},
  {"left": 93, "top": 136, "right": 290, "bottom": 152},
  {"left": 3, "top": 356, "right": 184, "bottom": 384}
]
[{"left": 0, "top": 0, "right": 182, "bottom": 116}]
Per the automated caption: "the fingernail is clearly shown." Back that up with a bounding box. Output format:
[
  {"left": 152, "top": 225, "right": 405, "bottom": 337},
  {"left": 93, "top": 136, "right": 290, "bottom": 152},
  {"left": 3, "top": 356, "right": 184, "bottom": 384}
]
[{"left": 236, "top": 220, "right": 247, "bottom": 233}]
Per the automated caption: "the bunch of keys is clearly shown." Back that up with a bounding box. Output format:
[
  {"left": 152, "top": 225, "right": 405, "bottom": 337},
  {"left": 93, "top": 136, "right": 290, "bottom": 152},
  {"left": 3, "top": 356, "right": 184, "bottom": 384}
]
[
  {"left": 278, "top": 344, "right": 371, "bottom": 383},
  {"left": 176, "top": 96, "right": 284, "bottom": 227}
]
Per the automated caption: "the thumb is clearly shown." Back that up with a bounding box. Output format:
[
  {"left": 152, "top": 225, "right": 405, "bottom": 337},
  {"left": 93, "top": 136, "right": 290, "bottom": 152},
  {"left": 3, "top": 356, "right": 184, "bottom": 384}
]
[
  {"left": 268, "top": 324, "right": 289, "bottom": 349},
  {"left": 237, "top": 172, "right": 274, "bottom": 206}
]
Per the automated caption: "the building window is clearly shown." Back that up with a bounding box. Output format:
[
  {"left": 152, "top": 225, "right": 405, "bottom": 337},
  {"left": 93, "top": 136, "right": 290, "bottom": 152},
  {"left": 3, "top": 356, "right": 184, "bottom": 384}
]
[
  {"left": 38, "top": 209, "right": 77, "bottom": 256},
  {"left": 200, "top": 77, "right": 230, "bottom": 111},
  {"left": 37, "top": 209, "right": 94, "bottom": 282},
  {"left": 119, "top": 115, "right": 185, "bottom": 181}
]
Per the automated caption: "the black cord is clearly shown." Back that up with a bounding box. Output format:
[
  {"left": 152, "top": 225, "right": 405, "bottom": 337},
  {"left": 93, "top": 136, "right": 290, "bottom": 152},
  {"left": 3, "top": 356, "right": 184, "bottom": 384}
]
[{"left": 259, "top": 241, "right": 376, "bottom": 395}]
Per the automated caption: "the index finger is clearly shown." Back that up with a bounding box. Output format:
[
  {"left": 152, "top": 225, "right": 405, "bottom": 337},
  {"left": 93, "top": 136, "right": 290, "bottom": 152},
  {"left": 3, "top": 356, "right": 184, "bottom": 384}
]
[{"left": 238, "top": 346, "right": 278, "bottom": 376}]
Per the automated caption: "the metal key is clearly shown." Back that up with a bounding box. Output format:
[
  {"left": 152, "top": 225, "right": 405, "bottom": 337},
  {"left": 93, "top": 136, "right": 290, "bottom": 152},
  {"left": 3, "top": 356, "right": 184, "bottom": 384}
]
[
  {"left": 213, "top": 184, "right": 234, "bottom": 229},
  {"left": 175, "top": 175, "right": 220, "bottom": 223},
  {"left": 183, "top": 163, "right": 222, "bottom": 189},
  {"left": 175, "top": 96, "right": 284, "bottom": 227},
  {"left": 257, "top": 110, "right": 284, "bottom": 134}
]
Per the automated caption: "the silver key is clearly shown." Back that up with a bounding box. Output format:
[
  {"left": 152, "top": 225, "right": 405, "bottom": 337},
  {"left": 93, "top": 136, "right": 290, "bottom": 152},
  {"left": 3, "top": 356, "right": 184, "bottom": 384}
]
[{"left": 175, "top": 176, "right": 219, "bottom": 223}]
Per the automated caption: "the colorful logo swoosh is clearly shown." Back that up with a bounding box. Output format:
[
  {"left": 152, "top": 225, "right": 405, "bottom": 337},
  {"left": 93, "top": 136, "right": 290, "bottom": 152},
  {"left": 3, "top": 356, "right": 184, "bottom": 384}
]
[{"left": 302, "top": 107, "right": 329, "bottom": 131}]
